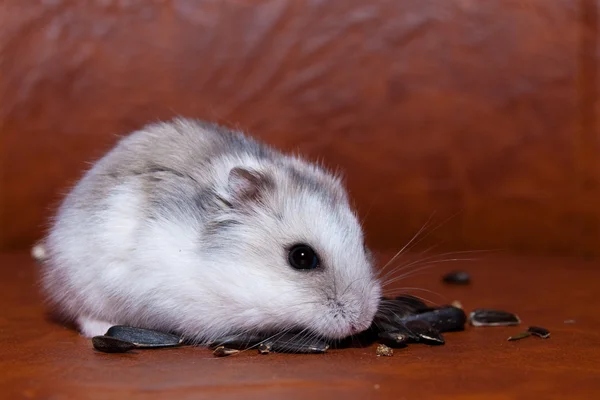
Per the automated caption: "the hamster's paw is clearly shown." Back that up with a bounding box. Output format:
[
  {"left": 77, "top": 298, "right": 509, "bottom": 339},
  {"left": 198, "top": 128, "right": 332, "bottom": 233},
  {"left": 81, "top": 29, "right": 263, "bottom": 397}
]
[{"left": 77, "top": 316, "right": 114, "bottom": 338}]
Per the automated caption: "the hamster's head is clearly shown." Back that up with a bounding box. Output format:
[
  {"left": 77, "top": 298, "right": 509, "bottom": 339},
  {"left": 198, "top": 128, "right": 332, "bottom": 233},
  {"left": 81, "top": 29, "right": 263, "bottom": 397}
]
[{"left": 204, "top": 157, "right": 382, "bottom": 340}]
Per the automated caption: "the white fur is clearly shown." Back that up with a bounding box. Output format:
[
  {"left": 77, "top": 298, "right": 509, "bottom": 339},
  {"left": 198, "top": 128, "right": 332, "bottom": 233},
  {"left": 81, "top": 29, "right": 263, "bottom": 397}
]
[{"left": 41, "top": 118, "right": 382, "bottom": 343}]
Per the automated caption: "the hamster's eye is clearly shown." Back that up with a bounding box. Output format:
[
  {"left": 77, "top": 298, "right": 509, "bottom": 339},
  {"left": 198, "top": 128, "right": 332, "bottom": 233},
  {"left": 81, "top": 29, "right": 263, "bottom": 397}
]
[{"left": 288, "top": 244, "right": 320, "bottom": 270}]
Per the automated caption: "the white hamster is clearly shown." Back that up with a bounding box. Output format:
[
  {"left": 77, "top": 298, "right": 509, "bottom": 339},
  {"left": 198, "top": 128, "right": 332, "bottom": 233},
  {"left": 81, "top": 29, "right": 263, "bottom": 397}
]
[{"left": 40, "top": 118, "right": 381, "bottom": 343}]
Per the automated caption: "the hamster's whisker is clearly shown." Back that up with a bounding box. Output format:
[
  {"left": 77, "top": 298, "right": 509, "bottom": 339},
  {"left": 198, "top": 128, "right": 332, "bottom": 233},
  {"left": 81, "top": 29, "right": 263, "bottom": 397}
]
[
  {"left": 382, "top": 287, "right": 446, "bottom": 305},
  {"left": 376, "top": 210, "right": 466, "bottom": 280},
  {"left": 338, "top": 274, "right": 376, "bottom": 299},
  {"left": 379, "top": 247, "right": 493, "bottom": 286},
  {"left": 377, "top": 243, "right": 442, "bottom": 283},
  {"left": 381, "top": 257, "right": 479, "bottom": 288},
  {"left": 378, "top": 248, "right": 487, "bottom": 284},
  {"left": 376, "top": 213, "right": 436, "bottom": 278}
]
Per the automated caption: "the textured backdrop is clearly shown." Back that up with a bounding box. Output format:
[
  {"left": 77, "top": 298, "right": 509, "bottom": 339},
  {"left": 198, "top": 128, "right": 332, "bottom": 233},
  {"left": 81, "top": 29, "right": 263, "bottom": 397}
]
[{"left": 1, "top": 0, "right": 598, "bottom": 257}]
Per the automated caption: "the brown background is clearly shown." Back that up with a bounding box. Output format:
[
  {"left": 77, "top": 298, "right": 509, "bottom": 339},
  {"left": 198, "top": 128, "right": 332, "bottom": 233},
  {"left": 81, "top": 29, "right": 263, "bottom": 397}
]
[{"left": 1, "top": 0, "right": 599, "bottom": 257}]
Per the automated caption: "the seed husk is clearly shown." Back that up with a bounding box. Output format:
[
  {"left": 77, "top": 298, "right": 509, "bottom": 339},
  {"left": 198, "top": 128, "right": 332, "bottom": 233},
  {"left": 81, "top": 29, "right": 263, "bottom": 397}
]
[
  {"left": 378, "top": 331, "right": 410, "bottom": 348},
  {"left": 376, "top": 344, "right": 394, "bottom": 357},
  {"left": 507, "top": 331, "right": 531, "bottom": 341},
  {"left": 469, "top": 309, "right": 521, "bottom": 327},
  {"left": 442, "top": 271, "right": 471, "bottom": 285},
  {"left": 527, "top": 326, "right": 550, "bottom": 339},
  {"left": 92, "top": 335, "right": 137, "bottom": 353},
  {"left": 257, "top": 343, "right": 272, "bottom": 354},
  {"left": 213, "top": 346, "right": 240, "bottom": 357},
  {"left": 404, "top": 320, "right": 445, "bottom": 345},
  {"left": 104, "top": 325, "right": 183, "bottom": 348},
  {"left": 207, "top": 333, "right": 268, "bottom": 350},
  {"left": 264, "top": 333, "right": 329, "bottom": 354},
  {"left": 399, "top": 306, "right": 467, "bottom": 333}
]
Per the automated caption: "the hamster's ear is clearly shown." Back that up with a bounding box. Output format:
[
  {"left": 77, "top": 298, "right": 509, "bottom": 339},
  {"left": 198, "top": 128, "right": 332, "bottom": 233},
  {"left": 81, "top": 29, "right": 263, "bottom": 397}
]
[{"left": 227, "top": 167, "right": 273, "bottom": 203}]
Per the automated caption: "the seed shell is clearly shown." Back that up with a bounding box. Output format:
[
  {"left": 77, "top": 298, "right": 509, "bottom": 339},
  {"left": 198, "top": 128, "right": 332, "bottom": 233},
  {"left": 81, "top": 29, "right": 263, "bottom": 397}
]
[
  {"left": 527, "top": 326, "right": 551, "bottom": 339},
  {"left": 92, "top": 335, "right": 137, "bottom": 353},
  {"left": 265, "top": 333, "right": 329, "bottom": 354},
  {"left": 469, "top": 309, "right": 521, "bottom": 327},
  {"left": 105, "top": 325, "right": 183, "bottom": 348},
  {"left": 393, "top": 295, "right": 431, "bottom": 313},
  {"left": 404, "top": 320, "right": 445, "bottom": 345},
  {"left": 399, "top": 306, "right": 467, "bottom": 333},
  {"left": 378, "top": 331, "right": 410, "bottom": 348},
  {"left": 213, "top": 346, "right": 240, "bottom": 357},
  {"left": 442, "top": 271, "right": 471, "bottom": 285}
]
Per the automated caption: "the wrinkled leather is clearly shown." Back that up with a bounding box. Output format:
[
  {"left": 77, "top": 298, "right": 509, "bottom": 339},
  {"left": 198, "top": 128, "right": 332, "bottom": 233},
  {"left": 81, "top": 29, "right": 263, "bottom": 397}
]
[{"left": 1, "top": 0, "right": 598, "bottom": 256}]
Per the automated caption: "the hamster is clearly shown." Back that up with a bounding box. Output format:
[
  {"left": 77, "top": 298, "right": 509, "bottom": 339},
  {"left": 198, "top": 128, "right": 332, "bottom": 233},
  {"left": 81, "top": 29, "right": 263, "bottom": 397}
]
[{"left": 40, "top": 118, "right": 382, "bottom": 343}]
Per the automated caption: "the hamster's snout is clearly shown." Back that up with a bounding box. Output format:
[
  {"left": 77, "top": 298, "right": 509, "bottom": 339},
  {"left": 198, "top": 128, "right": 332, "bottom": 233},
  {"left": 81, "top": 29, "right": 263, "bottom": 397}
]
[{"left": 317, "top": 284, "right": 380, "bottom": 339}]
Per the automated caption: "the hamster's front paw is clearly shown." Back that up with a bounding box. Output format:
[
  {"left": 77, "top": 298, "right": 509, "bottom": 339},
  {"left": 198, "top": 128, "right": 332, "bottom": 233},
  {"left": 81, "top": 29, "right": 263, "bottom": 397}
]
[{"left": 77, "top": 316, "right": 114, "bottom": 338}]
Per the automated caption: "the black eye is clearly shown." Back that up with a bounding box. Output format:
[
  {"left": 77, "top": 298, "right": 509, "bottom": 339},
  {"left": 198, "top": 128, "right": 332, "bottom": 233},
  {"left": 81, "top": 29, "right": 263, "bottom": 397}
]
[{"left": 288, "top": 244, "right": 320, "bottom": 270}]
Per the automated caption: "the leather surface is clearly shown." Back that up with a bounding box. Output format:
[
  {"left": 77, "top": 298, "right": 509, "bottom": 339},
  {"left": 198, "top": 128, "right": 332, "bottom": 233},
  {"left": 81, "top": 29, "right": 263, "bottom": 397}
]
[
  {"left": 1, "top": 251, "right": 599, "bottom": 399},
  {"left": 1, "top": 0, "right": 599, "bottom": 256}
]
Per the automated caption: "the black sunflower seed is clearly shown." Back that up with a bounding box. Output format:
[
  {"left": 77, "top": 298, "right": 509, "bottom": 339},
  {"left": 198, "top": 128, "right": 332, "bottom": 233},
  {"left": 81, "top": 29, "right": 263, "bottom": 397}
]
[
  {"left": 469, "top": 309, "right": 521, "bottom": 327},
  {"left": 398, "top": 306, "right": 467, "bottom": 333},
  {"left": 92, "top": 335, "right": 137, "bottom": 353},
  {"left": 393, "top": 295, "right": 431, "bottom": 313},
  {"left": 442, "top": 271, "right": 471, "bottom": 285},
  {"left": 373, "top": 296, "right": 428, "bottom": 328},
  {"left": 104, "top": 325, "right": 183, "bottom": 348},
  {"left": 404, "top": 320, "right": 445, "bottom": 345},
  {"left": 378, "top": 331, "right": 410, "bottom": 348},
  {"left": 262, "top": 333, "right": 329, "bottom": 354},
  {"left": 527, "top": 326, "right": 550, "bottom": 339},
  {"left": 213, "top": 346, "right": 240, "bottom": 357}
]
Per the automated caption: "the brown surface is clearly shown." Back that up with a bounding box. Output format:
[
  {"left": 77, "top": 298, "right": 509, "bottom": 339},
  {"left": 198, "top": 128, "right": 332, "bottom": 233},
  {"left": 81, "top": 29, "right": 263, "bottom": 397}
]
[
  {"left": 2, "top": 0, "right": 599, "bottom": 257},
  {"left": 1, "top": 251, "right": 600, "bottom": 399}
]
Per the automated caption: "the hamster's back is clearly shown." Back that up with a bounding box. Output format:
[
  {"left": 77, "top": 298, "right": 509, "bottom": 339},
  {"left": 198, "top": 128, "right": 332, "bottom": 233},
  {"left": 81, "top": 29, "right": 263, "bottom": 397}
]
[{"left": 41, "top": 118, "right": 279, "bottom": 325}]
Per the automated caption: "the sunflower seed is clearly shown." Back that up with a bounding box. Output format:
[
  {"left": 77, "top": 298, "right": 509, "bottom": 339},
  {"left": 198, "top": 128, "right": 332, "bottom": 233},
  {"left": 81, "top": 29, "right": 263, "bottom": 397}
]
[
  {"left": 264, "top": 333, "right": 329, "bottom": 354},
  {"left": 213, "top": 346, "right": 240, "bottom": 357},
  {"left": 404, "top": 320, "right": 445, "bottom": 345},
  {"left": 469, "top": 309, "right": 521, "bottom": 327},
  {"left": 399, "top": 306, "right": 467, "bottom": 333},
  {"left": 92, "top": 335, "right": 137, "bottom": 353},
  {"left": 378, "top": 331, "right": 410, "bottom": 348},
  {"left": 376, "top": 344, "right": 394, "bottom": 357},
  {"left": 104, "top": 326, "right": 183, "bottom": 348},
  {"left": 442, "top": 271, "right": 471, "bottom": 285},
  {"left": 393, "top": 295, "right": 431, "bottom": 313},
  {"left": 527, "top": 326, "right": 550, "bottom": 339}
]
